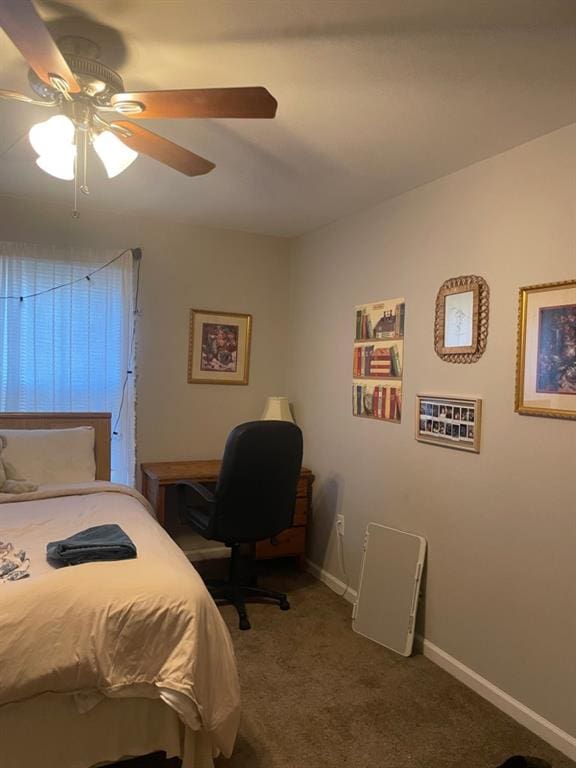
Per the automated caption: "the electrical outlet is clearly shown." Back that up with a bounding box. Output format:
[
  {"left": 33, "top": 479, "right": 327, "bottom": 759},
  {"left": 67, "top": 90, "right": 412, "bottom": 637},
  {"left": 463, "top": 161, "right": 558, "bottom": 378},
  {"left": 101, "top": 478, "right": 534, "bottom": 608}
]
[{"left": 336, "top": 514, "right": 345, "bottom": 536}]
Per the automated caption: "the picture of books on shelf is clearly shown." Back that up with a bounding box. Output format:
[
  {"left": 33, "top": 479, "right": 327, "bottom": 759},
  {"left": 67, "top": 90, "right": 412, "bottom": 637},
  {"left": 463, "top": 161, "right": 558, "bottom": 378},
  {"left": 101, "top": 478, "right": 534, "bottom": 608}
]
[
  {"left": 352, "top": 297, "right": 406, "bottom": 424},
  {"left": 352, "top": 382, "right": 402, "bottom": 422},
  {"left": 415, "top": 395, "right": 482, "bottom": 453},
  {"left": 353, "top": 341, "right": 403, "bottom": 379},
  {"left": 355, "top": 298, "right": 405, "bottom": 341}
]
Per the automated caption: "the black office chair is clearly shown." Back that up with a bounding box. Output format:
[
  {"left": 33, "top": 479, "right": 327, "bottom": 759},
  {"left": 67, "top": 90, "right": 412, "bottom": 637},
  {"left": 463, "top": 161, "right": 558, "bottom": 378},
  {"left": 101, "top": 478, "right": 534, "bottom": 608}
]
[{"left": 176, "top": 420, "right": 303, "bottom": 630}]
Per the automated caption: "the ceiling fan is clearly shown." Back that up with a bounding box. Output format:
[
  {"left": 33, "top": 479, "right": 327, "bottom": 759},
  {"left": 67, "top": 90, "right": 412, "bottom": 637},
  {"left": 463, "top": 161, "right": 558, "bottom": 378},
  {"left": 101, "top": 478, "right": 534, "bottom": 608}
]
[{"left": 0, "top": 0, "right": 277, "bottom": 191}]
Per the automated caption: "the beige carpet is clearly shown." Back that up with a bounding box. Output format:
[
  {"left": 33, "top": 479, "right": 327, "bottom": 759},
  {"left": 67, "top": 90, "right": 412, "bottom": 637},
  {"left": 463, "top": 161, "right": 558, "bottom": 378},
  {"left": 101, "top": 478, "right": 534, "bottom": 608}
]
[
  {"left": 118, "top": 566, "right": 574, "bottom": 768},
  {"left": 213, "top": 567, "right": 574, "bottom": 768}
]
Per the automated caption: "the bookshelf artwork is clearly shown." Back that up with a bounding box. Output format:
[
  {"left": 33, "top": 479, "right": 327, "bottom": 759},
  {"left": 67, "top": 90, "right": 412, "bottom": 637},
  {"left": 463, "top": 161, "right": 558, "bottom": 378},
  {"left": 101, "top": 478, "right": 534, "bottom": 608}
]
[{"left": 353, "top": 298, "right": 405, "bottom": 422}]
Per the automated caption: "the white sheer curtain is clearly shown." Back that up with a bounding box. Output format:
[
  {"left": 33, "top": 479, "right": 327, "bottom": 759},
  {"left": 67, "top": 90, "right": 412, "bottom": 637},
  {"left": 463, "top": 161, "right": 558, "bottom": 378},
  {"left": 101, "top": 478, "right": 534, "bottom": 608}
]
[{"left": 0, "top": 241, "right": 136, "bottom": 485}]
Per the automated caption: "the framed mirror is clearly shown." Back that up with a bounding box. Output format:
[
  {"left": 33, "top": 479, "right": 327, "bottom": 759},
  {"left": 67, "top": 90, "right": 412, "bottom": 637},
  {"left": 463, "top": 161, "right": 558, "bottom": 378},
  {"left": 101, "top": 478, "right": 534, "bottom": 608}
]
[{"left": 434, "top": 275, "right": 489, "bottom": 363}]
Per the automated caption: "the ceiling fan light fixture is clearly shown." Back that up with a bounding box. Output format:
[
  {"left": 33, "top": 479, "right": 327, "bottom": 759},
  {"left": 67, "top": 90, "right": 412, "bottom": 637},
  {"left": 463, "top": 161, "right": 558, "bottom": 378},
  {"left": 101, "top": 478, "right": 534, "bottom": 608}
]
[
  {"left": 29, "top": 114, "right": 75, "bottom": 156},
  {"left": 1, "top": 3, "right": 276, "bottom": 193},
  {"left": 92, "top": 130, "right": 138, "bottom": 178},
  {"left": 35, "top": 145, "right": 76, "bottom": 181}
]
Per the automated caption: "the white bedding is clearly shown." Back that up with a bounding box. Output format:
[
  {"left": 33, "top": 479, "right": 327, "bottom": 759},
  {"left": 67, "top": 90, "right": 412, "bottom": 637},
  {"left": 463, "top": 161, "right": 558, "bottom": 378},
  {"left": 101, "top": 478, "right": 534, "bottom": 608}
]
[
  {"left": 0, "top": 482, "right": 240, "bottom": 762},
  {"left": 1, "top": 693, "right": 215, "bottom": 768}
]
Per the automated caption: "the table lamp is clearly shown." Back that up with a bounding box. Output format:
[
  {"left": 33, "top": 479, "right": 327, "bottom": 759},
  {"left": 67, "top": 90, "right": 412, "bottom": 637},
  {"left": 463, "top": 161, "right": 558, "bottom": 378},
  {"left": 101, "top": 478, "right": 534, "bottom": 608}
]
[{"left": 261, "top": 396, "right": 294, "bottom": 422}]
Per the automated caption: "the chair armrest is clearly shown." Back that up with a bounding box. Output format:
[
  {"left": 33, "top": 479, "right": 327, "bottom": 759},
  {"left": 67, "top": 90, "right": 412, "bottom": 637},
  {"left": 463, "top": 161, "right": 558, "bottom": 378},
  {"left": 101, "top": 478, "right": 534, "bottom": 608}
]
[{"left": 175, "top": 480, "right": 215, "bottom": 504}]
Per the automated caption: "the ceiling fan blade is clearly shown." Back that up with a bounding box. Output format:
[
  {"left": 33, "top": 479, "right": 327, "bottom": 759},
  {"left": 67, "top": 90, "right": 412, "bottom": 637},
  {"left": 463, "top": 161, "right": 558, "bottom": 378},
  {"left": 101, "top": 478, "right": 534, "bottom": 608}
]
[
  {"left": 0, "top": 0, "right": 80, "bottom": 93},
  {"left": 110, "top": 87, "right": 277, "bottom": 119},
  {"left": 0, "top": 87, "right": 55, "bottom": 105},
  {"left": 111, "top": 121, "right": 215, "bottom": 177}
]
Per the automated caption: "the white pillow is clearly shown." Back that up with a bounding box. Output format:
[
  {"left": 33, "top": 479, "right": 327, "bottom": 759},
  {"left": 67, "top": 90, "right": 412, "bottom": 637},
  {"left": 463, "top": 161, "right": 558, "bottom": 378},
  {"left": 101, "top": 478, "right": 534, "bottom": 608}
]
[{"left": 0, "top": 427, "right": 96, "bottom": 485}]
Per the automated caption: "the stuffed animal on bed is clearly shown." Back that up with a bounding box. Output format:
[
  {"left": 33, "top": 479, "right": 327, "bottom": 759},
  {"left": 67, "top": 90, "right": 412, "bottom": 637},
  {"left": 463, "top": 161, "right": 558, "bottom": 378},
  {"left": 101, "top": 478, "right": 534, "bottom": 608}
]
[{"left": 0, "top": 436, "right": 37, "bottom": 494}]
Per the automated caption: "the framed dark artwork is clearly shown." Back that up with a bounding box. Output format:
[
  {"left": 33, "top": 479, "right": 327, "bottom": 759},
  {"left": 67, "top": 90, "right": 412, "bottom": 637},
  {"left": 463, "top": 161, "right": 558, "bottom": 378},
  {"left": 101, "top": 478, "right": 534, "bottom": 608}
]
[
  {"left": 434, "top": 275, "right": 489, "bottom": 363},
  {"left": 188, "top": 309, "right": 252, "bottom": 385},
  {"left": 415, "top": 395, "right": 482, "bottom": 453},
  {"left": 516, "top": 281, "right": 576, "bottom": 419}
]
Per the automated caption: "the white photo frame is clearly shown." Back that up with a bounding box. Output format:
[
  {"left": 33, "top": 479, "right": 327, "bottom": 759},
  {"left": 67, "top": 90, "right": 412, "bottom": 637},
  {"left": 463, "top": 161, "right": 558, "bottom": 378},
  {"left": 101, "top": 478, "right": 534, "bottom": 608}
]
[{"left": 415, "top": 394, "right": 482, "bottom": 453}]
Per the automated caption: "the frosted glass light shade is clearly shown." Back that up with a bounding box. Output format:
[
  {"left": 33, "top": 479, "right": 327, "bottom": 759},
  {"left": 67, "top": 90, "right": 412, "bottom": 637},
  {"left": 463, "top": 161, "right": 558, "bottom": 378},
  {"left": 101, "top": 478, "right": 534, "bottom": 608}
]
[
  {"left": 93, "top": 130, "right": 138, "bottom": 178},
  {"left": 35, "top": 145, "right": 76, "bottom": 180},
  {"left": 261, "top": 396, "right": 294, "bottom": 422},
  {"left": 29, "top": 115, "right": 75, "bottom": 156}
]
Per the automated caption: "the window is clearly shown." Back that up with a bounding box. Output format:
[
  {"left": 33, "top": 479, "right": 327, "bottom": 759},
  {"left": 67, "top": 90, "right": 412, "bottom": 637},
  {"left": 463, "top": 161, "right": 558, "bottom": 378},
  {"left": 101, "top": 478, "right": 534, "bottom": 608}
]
[{"left": 0, "top": 242, "right": 136, "bottom": 484}]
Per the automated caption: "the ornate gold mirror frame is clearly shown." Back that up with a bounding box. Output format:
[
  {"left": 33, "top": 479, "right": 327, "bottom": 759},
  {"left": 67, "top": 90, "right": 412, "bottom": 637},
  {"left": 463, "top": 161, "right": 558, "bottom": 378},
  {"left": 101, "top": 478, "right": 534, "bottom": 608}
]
[{"left": 434, "top": 275, "right": 489, "bottom": 364}]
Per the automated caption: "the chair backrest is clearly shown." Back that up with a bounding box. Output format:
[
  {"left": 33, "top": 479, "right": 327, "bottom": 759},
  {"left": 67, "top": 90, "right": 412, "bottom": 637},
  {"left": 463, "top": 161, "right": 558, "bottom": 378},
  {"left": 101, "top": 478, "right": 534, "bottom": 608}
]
[{"left": 213, "top": 420, "right": 303, "bottom": 543}]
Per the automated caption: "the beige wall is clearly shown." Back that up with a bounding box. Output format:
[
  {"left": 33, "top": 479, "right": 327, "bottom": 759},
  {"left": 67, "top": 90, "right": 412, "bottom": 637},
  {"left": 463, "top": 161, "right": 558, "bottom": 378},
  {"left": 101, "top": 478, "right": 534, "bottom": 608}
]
[
  {"left": 2, "top": 124, "right": 574, "bottom": 741},
  {"left": 0, "top": 195, "right": 290, "bottom": 467},
  {"left": 287, "top": 124, "right": 576, "bottom": 737}
]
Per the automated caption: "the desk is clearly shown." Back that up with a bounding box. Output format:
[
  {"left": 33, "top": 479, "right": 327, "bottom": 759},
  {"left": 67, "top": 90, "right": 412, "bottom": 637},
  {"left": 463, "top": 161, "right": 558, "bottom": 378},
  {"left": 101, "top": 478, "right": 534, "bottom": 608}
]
[{"left": 141, "top": 460, "right": 314, "bottom": 567}]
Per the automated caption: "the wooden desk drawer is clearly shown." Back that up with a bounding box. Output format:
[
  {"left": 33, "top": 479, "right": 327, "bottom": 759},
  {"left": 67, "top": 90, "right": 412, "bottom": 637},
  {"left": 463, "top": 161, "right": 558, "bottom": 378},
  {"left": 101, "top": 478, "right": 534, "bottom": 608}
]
[
  {"left": 292, "top": 496, "right": 308, "bottom": 526},
  {"left": 255, "top": 526, "right": 305, "bottom": 559}
]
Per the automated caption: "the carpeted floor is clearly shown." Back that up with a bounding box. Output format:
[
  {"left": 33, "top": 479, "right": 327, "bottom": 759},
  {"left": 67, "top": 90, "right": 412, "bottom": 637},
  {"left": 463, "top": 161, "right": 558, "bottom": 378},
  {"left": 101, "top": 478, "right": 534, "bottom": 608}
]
[{"left": 119, "top": 566, "right": 575, "bottom": 768}]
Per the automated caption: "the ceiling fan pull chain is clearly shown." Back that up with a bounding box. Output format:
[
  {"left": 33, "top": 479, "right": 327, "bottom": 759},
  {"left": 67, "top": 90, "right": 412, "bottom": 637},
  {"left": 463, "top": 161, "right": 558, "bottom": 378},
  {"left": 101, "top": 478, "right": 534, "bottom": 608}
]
[
  {"left": 72, "top": 133, "right": 79, "bottom": 219},
  {"left": 80, "top": 129, "right": 89, "bottom": 196}
]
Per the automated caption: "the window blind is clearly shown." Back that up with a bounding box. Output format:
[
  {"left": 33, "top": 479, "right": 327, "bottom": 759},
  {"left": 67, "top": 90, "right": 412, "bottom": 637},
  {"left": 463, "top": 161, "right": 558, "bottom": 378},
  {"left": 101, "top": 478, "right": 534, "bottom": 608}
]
[{"left": 0, "top": 241, "right": 136, "bottom": 484}]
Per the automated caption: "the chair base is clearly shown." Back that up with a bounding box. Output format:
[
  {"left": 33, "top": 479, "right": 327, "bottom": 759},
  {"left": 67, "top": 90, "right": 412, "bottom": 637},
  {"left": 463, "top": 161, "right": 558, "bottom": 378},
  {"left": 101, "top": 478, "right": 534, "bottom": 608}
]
[{"left": 206, "top": 578, "right": 290, "bottom": 630}]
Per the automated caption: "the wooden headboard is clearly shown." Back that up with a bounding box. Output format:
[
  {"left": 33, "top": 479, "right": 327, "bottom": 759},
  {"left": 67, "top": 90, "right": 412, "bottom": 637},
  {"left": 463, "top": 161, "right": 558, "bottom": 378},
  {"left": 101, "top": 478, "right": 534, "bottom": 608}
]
[{"left": 0, "top": 412, "right": 111, "bottom": 481}]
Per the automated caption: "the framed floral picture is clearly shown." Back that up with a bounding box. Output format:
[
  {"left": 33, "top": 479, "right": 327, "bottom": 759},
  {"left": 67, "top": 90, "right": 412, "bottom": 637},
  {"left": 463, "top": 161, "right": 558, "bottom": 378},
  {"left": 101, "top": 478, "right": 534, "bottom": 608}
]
[
  {"left": 188, "top": 309, "right": 252, "bottom": 385},
  {"left": 515, "top": 280, "right": 576, "bottom": 419}
]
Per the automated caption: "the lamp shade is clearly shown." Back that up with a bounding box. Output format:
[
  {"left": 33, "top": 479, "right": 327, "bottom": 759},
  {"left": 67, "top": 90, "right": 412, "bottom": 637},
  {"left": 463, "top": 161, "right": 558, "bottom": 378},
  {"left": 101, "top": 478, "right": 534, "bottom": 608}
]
[
  {"left": 29, "top": 115, "right": 75, "bottom": 156},
  {"left": 93, "top": 130, "right": 138, "bottom": 178},
  {"left": 35, "top": 146, "right": 76, "bottom": 180},
  {"left": 261, "top": 396, "right": 294, "bottom": 422}
]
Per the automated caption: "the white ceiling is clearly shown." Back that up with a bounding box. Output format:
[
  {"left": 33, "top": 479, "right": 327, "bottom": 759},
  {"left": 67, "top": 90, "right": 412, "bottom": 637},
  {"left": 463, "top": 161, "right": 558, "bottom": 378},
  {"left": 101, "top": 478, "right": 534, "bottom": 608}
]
[{"left": 1, "top": 0, "right": 576, "bottom": 237}]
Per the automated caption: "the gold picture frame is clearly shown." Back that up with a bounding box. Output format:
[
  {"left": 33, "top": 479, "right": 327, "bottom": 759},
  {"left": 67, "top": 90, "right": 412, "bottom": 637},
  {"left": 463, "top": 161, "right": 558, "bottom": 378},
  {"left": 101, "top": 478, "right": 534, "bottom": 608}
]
[
  {"left": 515, "top": 280, "right": 576, "bottom": 420},
  {"left": 416, "top": 395, "right": 482, "bottom": 453},
  {"left": 188, "top": 309, "right": 252, "bottom": 385},
  {"left": 434, "top": 275, "right": 489, "bottom": 363}
]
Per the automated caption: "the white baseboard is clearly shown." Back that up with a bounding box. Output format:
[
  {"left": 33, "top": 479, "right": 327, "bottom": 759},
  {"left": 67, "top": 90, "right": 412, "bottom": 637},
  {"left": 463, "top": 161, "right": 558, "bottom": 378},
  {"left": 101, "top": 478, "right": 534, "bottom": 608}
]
[
  {"left": 422, "top": 638, "right": 576, "bottom": 762},
  {"left": 305, "top": 560, "right": 576, "bottom": 762},
  {"left": 305, "top": 558, "right": 357, "bottom": 604}
]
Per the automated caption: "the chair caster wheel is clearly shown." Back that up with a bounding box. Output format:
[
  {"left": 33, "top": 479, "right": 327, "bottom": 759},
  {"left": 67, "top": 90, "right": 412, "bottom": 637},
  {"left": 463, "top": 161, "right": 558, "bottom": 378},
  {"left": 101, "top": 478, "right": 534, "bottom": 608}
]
[
  {"left": 239, "top": 617, "right": 251, "bottom": 630},
  {"left": 279, "top": 599, "right": 290, "bottom": 611}
]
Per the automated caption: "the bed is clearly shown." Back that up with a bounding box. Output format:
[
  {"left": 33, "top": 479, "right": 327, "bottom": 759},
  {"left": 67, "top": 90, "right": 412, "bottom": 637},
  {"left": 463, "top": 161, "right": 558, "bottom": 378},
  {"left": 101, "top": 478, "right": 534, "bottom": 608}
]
[{"left": 0, "top": 413, "right": 240, "bottom": 768}]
